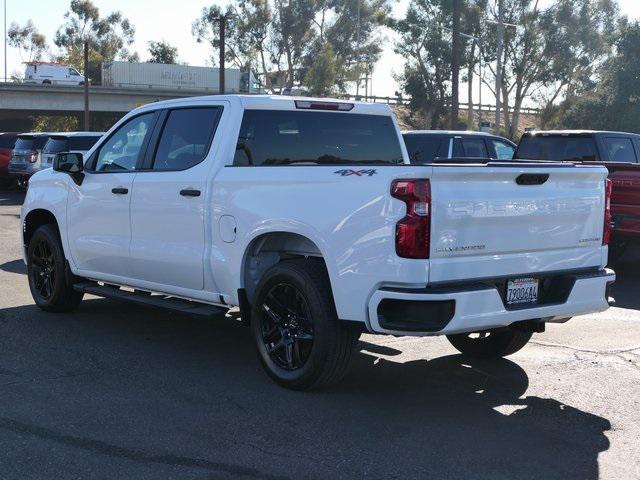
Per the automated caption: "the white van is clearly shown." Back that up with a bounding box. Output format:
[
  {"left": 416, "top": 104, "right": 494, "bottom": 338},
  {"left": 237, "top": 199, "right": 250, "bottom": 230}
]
[{"left": 23, "top": 62, "right": 84, "bottom": 86}]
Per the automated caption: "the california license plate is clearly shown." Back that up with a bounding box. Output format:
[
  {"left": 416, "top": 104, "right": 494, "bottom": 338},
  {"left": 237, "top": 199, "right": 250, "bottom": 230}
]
[{"left": 506, "top": 278, "right": 539, "bottom": 305}]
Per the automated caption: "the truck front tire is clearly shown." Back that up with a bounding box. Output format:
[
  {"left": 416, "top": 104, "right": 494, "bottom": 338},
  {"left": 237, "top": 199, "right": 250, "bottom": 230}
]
[
  {"left": 446, "top": 327, "right": 533, "bottom": 359},
  {"left": 251, "top": 259, "right": 359, "bottom": 390},
  {"left": 27, "top": 225, "right": 83, "bottom": 312}
]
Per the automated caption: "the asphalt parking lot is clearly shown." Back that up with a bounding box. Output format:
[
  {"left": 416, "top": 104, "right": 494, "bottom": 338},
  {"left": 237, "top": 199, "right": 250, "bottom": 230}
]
[{"left": 0, "top": 189, "right": 639, "bottom": 480}]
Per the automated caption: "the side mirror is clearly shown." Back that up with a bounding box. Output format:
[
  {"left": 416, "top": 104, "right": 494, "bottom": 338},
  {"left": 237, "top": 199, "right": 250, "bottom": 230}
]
[{"left": 53, "top": 152, "right": 84, "bottom": 185}]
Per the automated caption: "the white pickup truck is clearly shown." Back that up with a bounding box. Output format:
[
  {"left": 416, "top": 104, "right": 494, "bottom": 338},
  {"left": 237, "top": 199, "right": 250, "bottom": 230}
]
[{"left": 21, "top": 96, "right": 615, "bottom": 390}]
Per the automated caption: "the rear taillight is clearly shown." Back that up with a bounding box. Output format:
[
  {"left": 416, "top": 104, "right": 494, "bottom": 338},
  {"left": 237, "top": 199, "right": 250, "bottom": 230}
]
[
  {"left": 391, "top": 179, "right": 431, "bottom": 258},
  {"left": 603, "top": 178, "right": 612, "bottom": 245},
  {"left": 28, "top": 151, "right": 38, "bottom": 163}
]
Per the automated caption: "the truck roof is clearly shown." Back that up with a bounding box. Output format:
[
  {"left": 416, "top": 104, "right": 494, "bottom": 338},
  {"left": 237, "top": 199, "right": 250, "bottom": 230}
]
[
  {"left": 49, "top": 132, "right": 104, "bottom": 138},
  {"left": 403, "top": 130, "right": 501, "bottom": 137},
  {"left": 523, "top": 129, "right": 640, "bottom": 138},
  {"left": 135, "top": 95, "right": 394, "bottom": 116}
]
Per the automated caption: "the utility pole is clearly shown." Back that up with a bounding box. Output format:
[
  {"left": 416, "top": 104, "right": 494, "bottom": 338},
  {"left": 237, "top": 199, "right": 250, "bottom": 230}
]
[
  {"left": 4, "top": 0, "right": 7, "bottom": 82},
  {"left": 450, "top": 0, "right": 461, "bottom": 129},
  {"left": 355, "top": 0, "right": 361, "bottom": 97},
  {"left": 478, "top": 39, "right": 482, "bottom": 130},
  {"left": 494, "top": 0, "right": 504, "bottom": 135},
  {"left": 83, "top": 40, "right": 89, "bottom": 130},
  {"left": 219, "top": 14, "right": 225, "bottom": 95}
]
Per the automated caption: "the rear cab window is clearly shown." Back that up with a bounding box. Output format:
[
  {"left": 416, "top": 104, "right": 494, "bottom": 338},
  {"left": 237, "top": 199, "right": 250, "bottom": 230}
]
[
  {"left": 516, "top": 135, "right": 598, "bottom": 162},
  {"left": 233, "top": 110, "right": 403, "bottom": 166}
]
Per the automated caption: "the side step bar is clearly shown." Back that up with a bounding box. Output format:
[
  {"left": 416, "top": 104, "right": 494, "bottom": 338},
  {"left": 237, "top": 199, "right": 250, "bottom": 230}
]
[{"left": 74, "top": 282, "right": 228, "bottom": 318}]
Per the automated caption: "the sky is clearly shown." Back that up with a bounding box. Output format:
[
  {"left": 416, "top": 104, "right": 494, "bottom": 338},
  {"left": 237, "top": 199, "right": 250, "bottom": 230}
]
[{"left": 2, "top": 0, "right": 640, "bottom": 101}]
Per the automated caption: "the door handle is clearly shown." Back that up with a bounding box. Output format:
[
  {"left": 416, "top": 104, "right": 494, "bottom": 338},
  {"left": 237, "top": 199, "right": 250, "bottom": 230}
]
[
  {"left": 180, "top": 189, "right": 201, "bottom": 197},
  {"left": 111, "top": 187, "right": 128, "bottom": 195}
]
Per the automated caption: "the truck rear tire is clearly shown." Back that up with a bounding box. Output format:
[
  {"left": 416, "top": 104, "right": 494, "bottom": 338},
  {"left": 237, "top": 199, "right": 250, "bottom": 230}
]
[
  {"left": 27, "top": 225, "right": 84, "bottom": 312},
  {"left": 250, "top": 259, "right": 359, "bottom": 390},
  {"left": 446, "top": 327, "right": 533, "bottom": 359}
]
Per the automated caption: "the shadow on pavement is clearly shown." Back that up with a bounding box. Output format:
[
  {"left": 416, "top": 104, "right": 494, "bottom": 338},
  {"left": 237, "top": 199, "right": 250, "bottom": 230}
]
[
  {"left": 610, "top": 244, "right": 640, "bottom": 310},
  {"left": 0, "top": 259, "right": 26, "bottom": 275},
  {"left": 0, "top": 298, "right": 611, "bottom": 479}
]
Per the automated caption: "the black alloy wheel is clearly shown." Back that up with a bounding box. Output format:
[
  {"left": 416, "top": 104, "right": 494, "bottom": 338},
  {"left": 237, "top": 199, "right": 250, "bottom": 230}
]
[
  {"left": 251, "top": 259, "right": 359, "bottom": 390},
  {"left": 27, "top": 224, "right": 84, "bottom": 312},
  {"left": 260, "top": 282, "right": 314, "bottom": 371},
  {"left": 29, "top": 238, "right": 57, "bottom": 301}
]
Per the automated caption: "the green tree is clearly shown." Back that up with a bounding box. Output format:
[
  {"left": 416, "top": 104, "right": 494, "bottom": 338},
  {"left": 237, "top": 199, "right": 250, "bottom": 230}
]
[
  {"left": 54, "top": 0, "right": 137, "bottom": 83},
  {"left": 482, "top": 0, "right": 618, "bottom": 138},
  {"left": 393, "top": 0, "right": 453, "bottom": 128},
  {"left": 192, "top": 0, "right": 391, "bottom": 95},
  {"left": 8, "top": 20, "right": 47, "bottom": 62},
  {"left": 148, "top": 40, "right": 179, "bottom": 64},
  {"left": 556, "top": 22, "right": 640, "bottom": 133},
  {"left": 303, "top": 42, "right": 338, "bottom": 96}
]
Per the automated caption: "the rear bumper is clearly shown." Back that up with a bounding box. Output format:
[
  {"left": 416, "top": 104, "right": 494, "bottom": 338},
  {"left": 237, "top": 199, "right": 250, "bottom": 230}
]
[{"left": 367, "top": 268, "right": 615, "bottom": 336}]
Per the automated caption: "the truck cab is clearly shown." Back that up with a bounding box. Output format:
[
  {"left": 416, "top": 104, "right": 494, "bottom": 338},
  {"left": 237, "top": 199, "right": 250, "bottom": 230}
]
[{"left": 516, "top": 130, "right": 640, "bottom": 259}]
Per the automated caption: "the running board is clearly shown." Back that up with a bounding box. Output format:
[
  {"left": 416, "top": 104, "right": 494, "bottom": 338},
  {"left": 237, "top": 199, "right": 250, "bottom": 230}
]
[{"left": 73, "top": 282, "right": 228, "bottom": 318}]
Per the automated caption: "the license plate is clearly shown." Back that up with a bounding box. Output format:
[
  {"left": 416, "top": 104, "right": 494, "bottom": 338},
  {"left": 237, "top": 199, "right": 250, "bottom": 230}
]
[{"left": 506, "top": 278, "right": 539, "bottom": 305}]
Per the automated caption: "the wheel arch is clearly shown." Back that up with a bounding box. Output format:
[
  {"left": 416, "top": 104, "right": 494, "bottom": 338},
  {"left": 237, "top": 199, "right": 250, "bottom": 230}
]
[
  {"left": 240, "top": 231, "right": 330, "bottom": 305},
  {"left": 23, "top": 208, "right": 61, "bottom": 252}
]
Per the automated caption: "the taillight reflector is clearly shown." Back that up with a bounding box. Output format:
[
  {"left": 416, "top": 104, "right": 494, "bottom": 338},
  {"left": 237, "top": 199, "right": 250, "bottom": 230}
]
[
  {"left": 294, "top": 100, "right": 354, "bottom": 111},
  {"left": 391, "top": 179, "right": 431, "bottom": 259},
  {"left": 603, "top": 178, "right": 612, "bottom": 245}
]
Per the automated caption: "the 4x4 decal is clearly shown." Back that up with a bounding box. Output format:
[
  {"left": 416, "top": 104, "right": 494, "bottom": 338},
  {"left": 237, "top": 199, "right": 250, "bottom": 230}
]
[{"left": 334, "top": 169, "right": 377, "bottom": 177}]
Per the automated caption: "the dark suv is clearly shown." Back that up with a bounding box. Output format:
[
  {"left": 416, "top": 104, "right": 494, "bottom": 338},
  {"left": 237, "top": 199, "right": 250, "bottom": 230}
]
[
  {"left": 402, "top": 130, "right": 516, "bottom": 164},
  {"left": 515, "top": 130, "right": 640, "bottom": 260}
]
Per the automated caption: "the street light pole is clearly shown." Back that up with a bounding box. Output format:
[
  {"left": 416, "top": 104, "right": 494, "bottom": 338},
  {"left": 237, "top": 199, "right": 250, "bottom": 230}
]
[
  {"left": 355, "top": 0, "right": 361, "bottom": 97},
  {"left": 219, "top": 15, "right": 225, "bottom": 94},
  {"left": 4, "top": 0, "right": 7, "bottom": 82},
  {"left": 494, "top": 0, "right": 504, "bottom": 135},
  {"left": 451, "top": 0, "right": 461, "bottom": 129},
  {"left": 83, "top": 40, "right": 89, "bottom": 130}
]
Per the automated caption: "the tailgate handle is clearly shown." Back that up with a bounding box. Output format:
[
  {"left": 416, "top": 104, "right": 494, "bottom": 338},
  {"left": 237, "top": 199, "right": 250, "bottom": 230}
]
[{"left": 516, "top": 173, "right": 549, "bottom": 185}]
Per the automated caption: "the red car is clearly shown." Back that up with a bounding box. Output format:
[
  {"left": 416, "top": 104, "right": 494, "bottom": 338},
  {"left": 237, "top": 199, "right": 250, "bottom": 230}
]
[
  {"left": 0, "top": 133, "right": 19, "bottom": 188},
  {"left": 515, "top": 130, "right": 640, "bottom": 261}
]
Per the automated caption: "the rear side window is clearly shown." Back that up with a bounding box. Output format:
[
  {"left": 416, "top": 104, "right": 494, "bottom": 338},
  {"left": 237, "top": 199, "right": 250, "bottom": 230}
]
[
  {"left": 604, "top": 137, "right": 637, "bottom": 163},
  {"left": 152, "top": 108, "right": 221, "bottom": 171},
  {"left": 43, "top": 138, "right": 68, "bottom": 154},
  {"left": 403, "top": 135, "right": 446, "bottom": 164},
  {"left": 14, "top": 138, "right": 35, "bottom": 150},
  {"left": 233, "top": 110, "right": 403, "bottom": 166},
  {"left": 461, "top": 138, "right": 488, "bottom": 157},
  {"left": 517, "top": 136, "right": 598, "bottom": 161},
  {"left": 491, "top": 140, "right": 515, "bottom": 160}
]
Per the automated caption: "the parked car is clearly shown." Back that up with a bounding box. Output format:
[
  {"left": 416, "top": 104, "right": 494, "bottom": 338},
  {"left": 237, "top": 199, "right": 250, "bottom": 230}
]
[
  {"left": 515, "top": 130, "right": 640, "bottom": 260},
  {"left": 21, "top": 96, "right": 614, "bottom": 390},
  {"left": 40, "top": 132, "right": 104, "bottom": 169},
  {"left": 0, "top": 132, "right": 19, "bottom": 187},
  {"left": 8, "top": 132, "right": 53, "bottom": 187},
  {"left": 23, "top": 62, "right": 84, "bottom": 86},
  {"left": 402, "top": 130, "right": 516, "bottom": 163}
]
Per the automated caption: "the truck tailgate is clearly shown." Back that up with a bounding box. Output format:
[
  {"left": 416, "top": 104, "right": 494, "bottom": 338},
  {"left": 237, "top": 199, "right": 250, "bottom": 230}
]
[{"left": 429, "top": 163, "right": 608, "bottom": 283}]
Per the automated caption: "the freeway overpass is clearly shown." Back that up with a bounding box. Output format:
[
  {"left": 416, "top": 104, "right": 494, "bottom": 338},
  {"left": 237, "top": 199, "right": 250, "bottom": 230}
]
[{"left": 0, "top": 82, "right": 220, "bottom": 130}]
